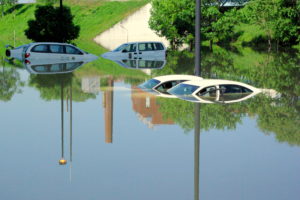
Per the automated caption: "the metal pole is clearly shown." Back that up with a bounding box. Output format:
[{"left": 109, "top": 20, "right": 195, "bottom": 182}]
[{"left": 195, "top": 0, "right": 201, "bottom": 76}]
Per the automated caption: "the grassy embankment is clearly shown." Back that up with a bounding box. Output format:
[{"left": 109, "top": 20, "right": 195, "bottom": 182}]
[{"left": 0, "top": 0, "right": 149, "bottom": 78}]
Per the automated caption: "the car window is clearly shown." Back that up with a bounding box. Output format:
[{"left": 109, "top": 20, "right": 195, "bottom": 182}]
[
  {"left": 138, "top": 43, "right": 154, "bottom": 51},
  {"left": 65, "top": 62, "right": 83, "bottom": 70},
  {"left": 123, "top": 44, "right": 136, "bottom": 52},
  {"left": 65, "top": 46, "right": 83, "bottom": 55},
  {"left": 50, "top": 45, "right": 64, "bottom": 53},
  {"left": 168, "top": 83, "right": 199, "bottom": 95},
  {"left": 197, "top": 86, "right": 217, "bottom": 97},
  {"left": 155, "top": 80, "right": 183, "bottom": 94},
  {"left": 113, "top": 44, "right": 128, "bottom": 52},
  {"left": 138, "top": 60, "right": 164, "bottom": 68},
  {"left": 139, "top": 79, "right": 161, "bottom": 89},
  {"left": 219, "top": 93, "right": 252, "bottom": 102},
  {"left": 122, "top": 60, "right": 136, "bottom": 68},
  {"left": 220, "top": 84, "right": 253, "bottom": 94},
  {"left": 154, "top": 43, "right": 164, "bottom": 50},
  {"left": 31, "top": 45, "right": 49, "bottom": 53},
  {"left": 32, "top": 65, "right": 48, "bottom": 72}
]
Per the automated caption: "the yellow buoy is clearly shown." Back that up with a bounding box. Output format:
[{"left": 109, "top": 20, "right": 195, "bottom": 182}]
[{"left": 59, "top": 159, "right": 67, "bottom": 165}]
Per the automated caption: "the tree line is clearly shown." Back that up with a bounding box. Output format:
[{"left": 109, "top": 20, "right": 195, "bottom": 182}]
[{"left": 149, "top": 0, "right": 300, "bottom": 50}]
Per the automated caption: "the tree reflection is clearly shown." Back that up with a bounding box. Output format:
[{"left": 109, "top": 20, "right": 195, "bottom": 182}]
[
  {"left": 29, "top": 73, "right": 96, "bottom": 102},
  {"left": 0, "top": 58, "right": 24, "bottom": 102},
  {"left": 152, "top": 48, "right": 299, "bottom": 146}
]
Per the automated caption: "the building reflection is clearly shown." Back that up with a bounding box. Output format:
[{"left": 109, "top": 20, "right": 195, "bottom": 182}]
[
  {"left": 131, "top": 86, "right": 173, "bottom": 128},
  {"left": 102, "top": 77, "right": 114, "bottom": 143}
]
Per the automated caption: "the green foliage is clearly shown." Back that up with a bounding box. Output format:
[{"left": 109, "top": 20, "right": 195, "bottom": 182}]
[
  {"left": 149, "top": 0, "right": 195, "bottom": 49},
  {"left": 25, "top": 5, "right": 80, "bottom": 43},
  {"left": 149, "top": 0, "right": 240, "bottom": 49},
  {"left": 241, "top": 0, "right": 300, "bottom": 46},
  {"left": 0, "top": 59, "right": 24, "bottom": 101}
]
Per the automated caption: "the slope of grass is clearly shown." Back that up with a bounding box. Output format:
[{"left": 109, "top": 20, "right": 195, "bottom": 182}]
[{"left": 0, "top": 0, "right": 149, "bottom": 78}]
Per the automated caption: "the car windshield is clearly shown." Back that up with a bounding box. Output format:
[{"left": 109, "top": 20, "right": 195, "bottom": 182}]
[
  {"left": 112, "top": 44, "right": 128, "bottom": 52},
  {"left": 139, "top": 79, "right": 161, "bottom": 89},
  {"left": 168, "top": 83, "right": 199, "bottom": 95}
]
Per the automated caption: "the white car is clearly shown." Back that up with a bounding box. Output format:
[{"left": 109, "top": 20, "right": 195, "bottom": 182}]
[
  {"left": 101, "top": 41, "right": 166, "bottom": 60},
  {"left": 5, "top": 42, "right": 98, "bottom": 62},
  {"left": 139, "top": 75, "right": 204, "bottom": 97},
  {"left": 168, "top": 79, "right": 262, "bottom": 103}
]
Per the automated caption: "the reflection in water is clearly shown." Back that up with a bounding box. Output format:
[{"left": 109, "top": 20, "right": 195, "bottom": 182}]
[
  {"left": 0, "top": 46, "right": 299, "bottom": 199},
  {"left": 103, "top": 77, "right": 114, "bottom": 143},
  {"left": 58, "top": 76, "right": 73, "bottom": 167},
  {"left": 194, "top": 104, "right": 200, "bottom": 200},
  {"left": 131, "top": 86, "right": 173, "bottom": 128},
  {"left": 59, "top": 80, "right": 67, "bottom": 165},
  {"left": 0, "top": 57, "right": 24, "bottom": 101}
]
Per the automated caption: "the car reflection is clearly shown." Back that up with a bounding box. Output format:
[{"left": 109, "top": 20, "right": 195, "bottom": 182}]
[
  {"left": 111, "top": 59, "right": 166, "bottom": 69},
  {"left": 21, "top": 54, "right": 97, "bottom": 74},
  {"left": 168, "top": 79, "right": 262, "bottom": 103},
  {"left": 24, "top": 61, "right": 85, "bottom": 74}
]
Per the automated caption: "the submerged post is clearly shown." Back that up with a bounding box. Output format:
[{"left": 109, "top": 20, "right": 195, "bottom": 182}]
[{"left": 195, "top": 0, "right": 201, "bottom": 76}]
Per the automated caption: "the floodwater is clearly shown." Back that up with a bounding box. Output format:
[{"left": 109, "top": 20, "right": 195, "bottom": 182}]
[{"left": 0, "top": 46, "right": 299, "bottom": 200}]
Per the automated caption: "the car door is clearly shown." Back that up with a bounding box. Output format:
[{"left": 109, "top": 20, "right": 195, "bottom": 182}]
[
  {"left": 137, "top": 42, "right": 155, "bottom": 58},
  {"left": 121, "top": 43, "right": 137, "bottom": 59},
  {"left": 49, "top": 44, "right": 67, "bottom": 61},
  {"left": 29, "top": 44, "right": 51, "bottom": 61},
  {"left": 65, "top": 45, "right": 84, "bottom": 61}
]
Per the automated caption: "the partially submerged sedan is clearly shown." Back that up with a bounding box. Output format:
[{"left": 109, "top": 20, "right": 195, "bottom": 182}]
[
  {"left": 5, "top": 42, "right": 98, "bottom": 62},
  {"left": 138, "top": 75, "right": 203, "bottom": 97},
  {"left": 168, "top": 79, "right": 262, "bottom": 103}
]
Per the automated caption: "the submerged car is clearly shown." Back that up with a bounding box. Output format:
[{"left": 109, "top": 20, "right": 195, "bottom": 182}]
[
  {"left": 139, "top": 75, "right": 204, "bottom": 97},
  {"left": 168, "top": 79, "right": 262, "bottom": 103},
  {"left": 5, "top": 42, "right": 98, "bottom": 62},
  {"left": 101, "top": 41, "right": 166, "bottom": 60}
]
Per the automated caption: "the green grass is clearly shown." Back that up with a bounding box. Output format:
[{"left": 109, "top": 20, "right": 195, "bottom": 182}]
[
  {"left": 0, "top": 0, "right": 149, "bottom": 78},
  {"left": 233, "top": 23, "right": 266, "bottom": 46}
]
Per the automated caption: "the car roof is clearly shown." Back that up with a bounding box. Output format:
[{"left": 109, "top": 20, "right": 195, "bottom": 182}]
[
  {"left": 29, "top": 42, "right": 74, "bottom": 46},
  {"left": 153, "top": 75, "right": 203, "bottom": 82}
]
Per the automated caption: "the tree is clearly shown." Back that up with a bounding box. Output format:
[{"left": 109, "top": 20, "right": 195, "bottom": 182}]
[
  {"left": 25, "top": 5, "right": 80, "bottom": 43},
  {"left": 149, "top": 0, "right": 240, "bottom": 50},
  {"left": 242, "top": 0, "right": 300, "bottom": 48},
  {"left": 149, "top": 0, "right": 195, "bottom": 50},
  {"left": 0, "top": 0, "right": 17, "bottom": 17}
]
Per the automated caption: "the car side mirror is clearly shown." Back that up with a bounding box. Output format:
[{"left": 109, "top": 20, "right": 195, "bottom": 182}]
[{"left": 122, "top": 49, "right": 128, "bottom": 53}]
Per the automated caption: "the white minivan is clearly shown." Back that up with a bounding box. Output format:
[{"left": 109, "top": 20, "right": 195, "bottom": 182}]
[
  {"left": 5, "top": 42, "right": 98, "bottom": 62},
  {"left": 101, "top": 41, "right": 166, "bottom": 60}
]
